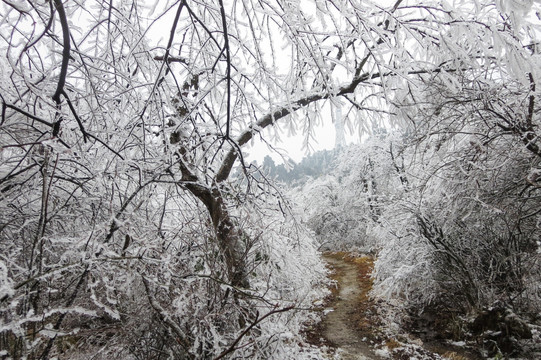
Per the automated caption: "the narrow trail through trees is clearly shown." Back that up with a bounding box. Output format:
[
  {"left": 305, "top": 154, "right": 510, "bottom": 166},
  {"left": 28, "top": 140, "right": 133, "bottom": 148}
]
[
  {"left": 320, "top": 254, "right": 381, "bottom": 360},
  {"left": 316, "top": 253, "right": 483, "bottom": 360}
]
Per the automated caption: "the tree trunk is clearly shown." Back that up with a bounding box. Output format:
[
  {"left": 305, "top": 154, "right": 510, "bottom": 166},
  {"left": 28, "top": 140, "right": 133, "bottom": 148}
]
[
  {"left": 184, "top": 181, "right": 248, "bottom": 288},
  {"left": 207, "top": 186, "right": 248, "bottom": 288}
]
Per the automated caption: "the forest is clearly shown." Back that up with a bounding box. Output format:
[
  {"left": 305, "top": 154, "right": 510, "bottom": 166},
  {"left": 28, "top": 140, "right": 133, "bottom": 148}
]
[{"left": 0, "top": 0, "right": 540, "bottom": 359}]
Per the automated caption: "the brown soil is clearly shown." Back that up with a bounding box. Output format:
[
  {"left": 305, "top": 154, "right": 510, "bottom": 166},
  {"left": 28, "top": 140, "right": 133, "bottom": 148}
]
[
  {"left": 304, "top": 252, "right": 481, "bottom": 360},
  {"left": 321, "top": 253, "right": 381, "bottom": 360},
  {"left": 304, "top": 252, "right": 382, "bottom": 359}
]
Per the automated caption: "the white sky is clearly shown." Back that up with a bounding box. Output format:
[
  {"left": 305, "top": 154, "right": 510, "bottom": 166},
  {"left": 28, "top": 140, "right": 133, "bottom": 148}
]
[
  {"left": 244, "top": 119, "right": 337, "bottom": 164},
  {"left": 244, "top": 103, "right": 361, "bottom": 165}
]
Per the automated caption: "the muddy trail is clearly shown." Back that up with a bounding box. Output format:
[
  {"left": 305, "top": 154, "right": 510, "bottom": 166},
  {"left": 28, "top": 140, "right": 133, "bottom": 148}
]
[
  {"left": 308, "top": 252, "right": 484, "bottom": 360},
  {"left": 320, "top": 254, "right": 380, "bottom": 359}
]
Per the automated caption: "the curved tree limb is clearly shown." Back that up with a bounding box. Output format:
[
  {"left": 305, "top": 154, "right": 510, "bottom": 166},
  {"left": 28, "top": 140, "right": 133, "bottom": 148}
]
[
  {"left": 215, "top": 66, "right": 465, "bottom": 183},
  {"left": 51, "top": 0, "right": 70, "bottom": 138},
  {"left": 52, "top": 0, "right": 70, "bottom": 105}
]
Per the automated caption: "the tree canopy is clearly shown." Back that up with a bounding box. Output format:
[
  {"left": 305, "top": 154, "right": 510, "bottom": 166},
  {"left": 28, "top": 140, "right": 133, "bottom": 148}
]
[{"left": 1, "top": 0, "right": 540, "bottom": 358}]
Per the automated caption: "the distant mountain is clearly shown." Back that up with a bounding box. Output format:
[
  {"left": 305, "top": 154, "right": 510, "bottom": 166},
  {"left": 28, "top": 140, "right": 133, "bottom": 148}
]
[{"left": 259, "top": 148, "right": 341, "bottom": 184}]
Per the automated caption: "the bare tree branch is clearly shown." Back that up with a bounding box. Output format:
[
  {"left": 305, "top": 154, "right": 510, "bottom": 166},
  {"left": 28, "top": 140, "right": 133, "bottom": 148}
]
[
  {"left": 218, "top": 0, "right": 232, "bottom": 139},
  {"left": 62, "top": 90, "right": 88, "bottom": 142},
  {"left": 153, "top": 55, "right": 187, "bottom": 64},
  {"left": 141, "top": 275, "right": 193, "bottom": 356},
  {"left": 52, "top": 0, "right": 70, "bottom": 105},
  {"left": 213, "top": 305, "right": 295, "bottom": 360}
]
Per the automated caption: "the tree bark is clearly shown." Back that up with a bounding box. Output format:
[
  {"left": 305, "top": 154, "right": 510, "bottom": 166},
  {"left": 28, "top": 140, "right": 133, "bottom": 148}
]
[{"left": 182, "top": 178, "right": 248, "bottom": 288}]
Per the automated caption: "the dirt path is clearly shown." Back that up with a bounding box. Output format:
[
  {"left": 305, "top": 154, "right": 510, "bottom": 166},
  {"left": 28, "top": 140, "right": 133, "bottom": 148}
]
[
  {"left": 320, "top": 254, "right": 381, "bottom": 360},
  {"left": 315, "top": 253, "right": 482, "bottom": 360}
]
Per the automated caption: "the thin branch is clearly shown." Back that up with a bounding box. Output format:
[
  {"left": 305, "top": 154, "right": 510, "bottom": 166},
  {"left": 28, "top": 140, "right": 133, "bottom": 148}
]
[
  {"left": 3, "top": 99, "right": 122, "bottom": 158},
  {"left": 184, "top": 2, "right": 221, "bottom": 49},
  {"left": 141, "top": 276, "right": 193, "bottom": 356},
  {"left": 50, "top": 0, "right": 70, "bottom": 139},
  {"left": 0, "top": 163, "right": 39, "bottom": 186},
  {"left": 3, "top": 101, "right": 53, "bottom": 127},
  {"left": 1, "top": 99, "right": 6, "bottom": 126},
  {"left": 391, "top": 0, "right": 404, "bottom": 12},
  {"left": 213, "top": 305, "right": 295, "bottom": 360},
  {"left": 103, "top": 180, "right": 153, "bottom": 244},
  {"left": 218, "top": 0, "right": 231, "bottom": 138},
  {"left": 526, "top": 72, "right": 535, "bottom": 128},
  {"left": 138, "top": 0, "right": 185, "bottom": 149},
  {"left": 23, "top": 0, "right": 54, "bottom": 52},
  {"left": 153, "top": 55, "right": 187, "bottom": 64},
  {"left": 62, "top": 91, "right": 88, "bottom": 142},
  {"left": 52, "top": 0, "right": 70, "bottom": 105},
  {"left": 162, "top": 0, "right": 185, "bottom": 66},
  {"left": 2, "top": 0, "right": 30, "bottom": 14}
]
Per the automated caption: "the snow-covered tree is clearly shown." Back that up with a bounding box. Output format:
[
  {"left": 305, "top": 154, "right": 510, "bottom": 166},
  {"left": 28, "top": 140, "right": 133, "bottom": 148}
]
[
  {"left": 1, "top": 0, "right": 541, "bottom": 357},
  {"left": 291, "top": 132, "right": 407, "bottom": 251},
  {"left": 369, "top": 2, "right": 541, "bottom": 344}
]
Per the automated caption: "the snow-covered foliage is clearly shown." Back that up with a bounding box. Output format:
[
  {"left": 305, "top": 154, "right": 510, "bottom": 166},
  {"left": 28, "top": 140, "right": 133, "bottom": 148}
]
[
  {"left": 0, "top": 171, "right": 329, "bottom": 358},
  {"left": 0, "top": 0, "right": 335, "bottom": 357},
  {"left": 2, "top": 0, "right": 541, "bottom": 357},
  {"left": 290, "top": 131, "right": 408, "bottom": 252},
  {"left": 290, "top": 2, "right": 541, "bottom": 355},
  {"left": 372, "top": 63, "right": 541, "bottom": 316}
]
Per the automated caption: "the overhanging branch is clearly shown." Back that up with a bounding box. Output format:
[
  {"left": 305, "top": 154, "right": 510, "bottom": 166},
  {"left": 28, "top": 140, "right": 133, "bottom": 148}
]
[
  {"left": 52, "top": 0, "right": 70, "bottom": 105},
  {"left": 215, "top": 69, "right": 390, "bottom": 183},
  {"left": 215, "top": 65, "right": 466, "bottom": 183}
]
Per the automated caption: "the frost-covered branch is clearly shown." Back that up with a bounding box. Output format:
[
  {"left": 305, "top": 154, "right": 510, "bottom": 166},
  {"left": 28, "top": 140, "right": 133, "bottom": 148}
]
[
  {"left": 213, "top": 304, "right": 295, "bottom": 360},
  {"left": 141, "top": 275, "right": 193, "bottom": 356},
  {"left": 216, "top": 65, "right": 452, "bottom": 183}
]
